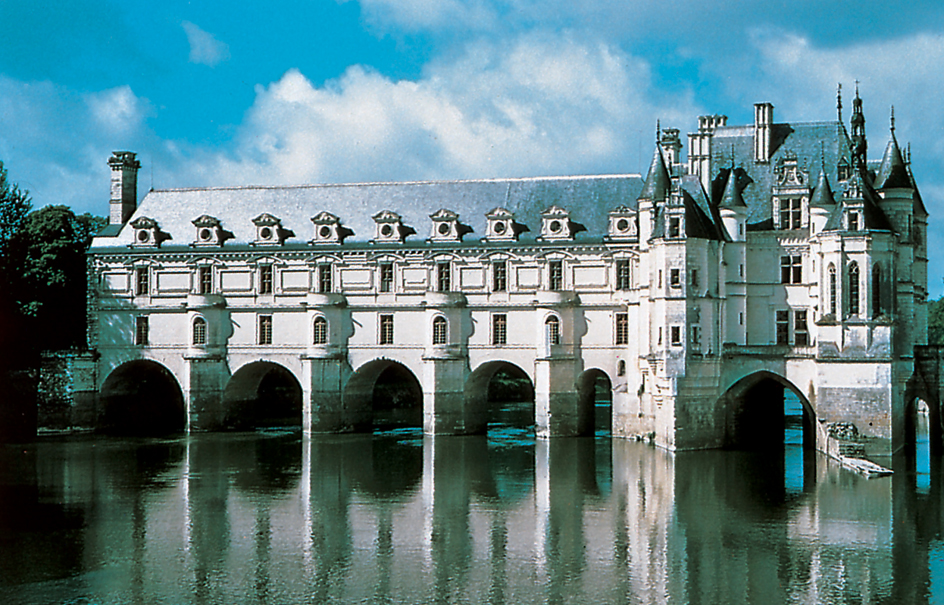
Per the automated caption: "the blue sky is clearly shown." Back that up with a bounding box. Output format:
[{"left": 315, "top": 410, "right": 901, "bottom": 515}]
[{"left": 2, "top": 1, "right": 944, "bottom": 293}]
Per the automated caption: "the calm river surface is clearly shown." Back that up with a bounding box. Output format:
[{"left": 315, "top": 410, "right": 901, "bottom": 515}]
[{"left": 1, "top": 424, "right": 943, "bottom": 604}]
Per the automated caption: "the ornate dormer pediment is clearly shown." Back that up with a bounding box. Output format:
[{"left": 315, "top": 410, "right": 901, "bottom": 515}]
[
  {"left": 775, "top": 153, "right": 808, "bottom": 187},
  {"left": 538, "top": 205, "right": 585, "bottom": 242},
  {"left": 192, "top": 215, "right": 233, "bottom": 247},
  {"left": 428, "top": 208, "right": 473, "bottom": 242},
  {"left": 371, "top": 210, "right": 415, "bottom": 244},
  {"left": 310, "top": 211, "right": 354, "bottom": 245},
  {"left": 251, "top": 213, "right": 294, "bottom": 246},
  {"left": 484, "top": 207, "right": 528, "bottom": 242},
  {"left": 129, "top": 216, "right": 171, "bottom": 248},
  {"left": 606, "top": 205, "right": 637, "bottom": 241}
]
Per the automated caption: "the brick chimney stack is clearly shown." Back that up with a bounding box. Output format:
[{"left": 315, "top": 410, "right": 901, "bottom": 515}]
[{"left": 108, "top": 151, "right": 141, "bottom": 225}]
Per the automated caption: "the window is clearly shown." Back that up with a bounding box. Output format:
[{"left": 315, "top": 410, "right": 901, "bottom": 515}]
[
  {"left": 493, "top": 261, "right": 507, "bottom": 292},
  {"left": 198, "top": 266, "right": 212, "bottom": 295},
  {"left": 379, "top": 314, "right": 394, "bottom": 345},
  {"left": 432, "top": 316, "right": 448, "bottom": 345},
  {"left": 691, "top": 325, "right": 701, "bottom": 350},
  {"left": 828, "top": 264, "right": 837, "bottom": 315},
  {"left": 379, "top": 263, "right": 394, "bottom": 293},
  {"left": 670, "top": 268, "right": 681, "bottom": 288},
  {"left": 848, "top": 212, "right": 859, "bottom": 231},
  {"left": 691, "top": 269, "right": 699, "bottom": 289},
  {"left": 437, "top": 262, "right": 451, "bottom": 292},
  {"left": 616, "top": 260, "right": 631, "bottom": 291},
  {"left": 779, "top": 198, "right": 802, "bottom": 230},
  {"left": 669, "top": 217, "right": 681, "bottom": 238},
  {"left": 318, "top": 264, "right": 332, "bottom": 294},
  {"left": 617, "top": 360, "right": 626, "bottom": 377},
  {"left": 259, "top": 265, "right": 273, "bottom": 295},
  {"left": 872, "top": 264, "right": 882, "bottom": 318},
  {"left": 545, "top": 316, "right": 561, "bottom": 346},
  {"left": 492, "top": 314, "right": 507, "bottom": 345},
  {"left": 780, "top": 255, "right": 802, "bottom": 284},
  {"left": 795, "top": 310, "right": 809, "bottom": 346},
  {"left": 776, "top": 310, "right": 789, "bottom": 345},
  {"left": 658, "top": 270, "right": 663, "bottom": 289},
  {"left": 258, "top": 315, "right": 273, "bottom": 345},
  {"left": 192, "top": 317, "right": 207, "bottom": 345},
  {"left": 739, "top": 312, "right": 744, "bottom": 326},
  {"left": 135, "top": 267, "right": 149, "bottom": 296},
  {"left": 849, "top": 262, "right": 860, "bottom": 315},
  {"left": 670, "top": 326, "right": 682, "bottom": 346},
  {"left": 313, "top": 316, "right": 327, "bottom": 345},
  {"left": 658, "top": 327, "right": 663, "bottom": 345},
  {"left": 134, "top": 316, "right": 149, "bottom": 345},
  {"left": 616, "top": 313, "right": 629, "bottom": 345},
  {"left": 549, "top": 260, "right": 563, "bottom": 290}
]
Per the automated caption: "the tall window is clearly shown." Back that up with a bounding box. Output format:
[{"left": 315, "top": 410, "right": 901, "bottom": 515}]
[
  {"left": 828, "top": 264, "right": 837, "bottom": 316},
  {"left": 670, "top": 326, "right": 682, "bottom": 346},
  {"left": 848, "top": 212, "right": 859, "bottom": 231},
  {"left": 776, "top": 310, "right": 790, "bottom": 345},
  {"left": 198, "top": 266, "right": 212, "bottom": 295},
  {"left": 795, "top": 310, "right": 809, "bottom": 346},
  {"left": 780, "top": 255, "right": 802, "bottom": 284},
  {"left": 493, "top": 261, "right": 507, "bottom": 292},
  {"left": 549, "top": 261, "right": 563, "bottom": 290},
  {"left": 691, "top": 325, "right": 701, "bottom": 350},
  {"left": 849, "top": 262, "right": 860, "bottom": 316},
  {"left": 432, "top": 316, "right": 448, "bottom": 345},
  {"left": 670, "top": 268, "right": 681, "bottom": 288},
  {"left": 872, "top": 264, "right": 882, "bottom": 318},
  {"left": 192, "top": 317, "right": 207, "bottom": 345},
  {"left": 134, "top": 316, "right": 149, "bottom": 345},
  {"left": 668, "top": 217, "right": 681, "bottom": 238},
  {"left": 259, "top": 265, "right": 273, "bottom": 294},
  {"left": 135, "top": 267, "right": 149, "bottom": 296},
  {"left": 615, "top": 313, "right": 629, "bottom": 345},
  {"left": 545, "top": 315, "right": 561, "bottom": 346},
  {"left": 379, "top": 314, "right": 394, "bottom": 344},
  {"left": 318, "top": 265, "right": 332, "bottom": 294},
  {"left": 779, "top": 198, "right": 802, "bottom": 230},
  {"left": 691, "top": 269, "right": 699, "bottom": 289},
  {"left": 616, "top": 260, "right": 631, "bottom": 291},
  {"left": 492, "top": 314, "right": 507, "bottom": 345},
  {"left": 379, "top": 263, "right": 394, "bottom": 293},
  {"left": 313, "top": 316, "right": 327, "bottom": 344},
  {"left": 258, "top": 315, "right": 273, "bottom": 345},
  {"left": 437, "top": 263, "right": 451, "bottom": 292}
]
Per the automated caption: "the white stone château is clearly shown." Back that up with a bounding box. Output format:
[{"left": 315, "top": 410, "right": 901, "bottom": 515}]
[{"left": 84, "top": 92, "right": 930, "bottom": 452}]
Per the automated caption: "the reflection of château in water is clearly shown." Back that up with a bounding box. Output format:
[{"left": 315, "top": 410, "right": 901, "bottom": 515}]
[
  {"left": 1, "top": 435, "right": 932, "bottom": 602},
  {"left": 73, "top": 90, "right": 938, "bottom": 452}
]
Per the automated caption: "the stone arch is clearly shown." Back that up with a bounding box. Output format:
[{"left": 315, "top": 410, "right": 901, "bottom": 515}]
[
  {"left": 344, "top": 359, "right": 423, "bottom": 430},
  {"left": 577, "top": 368, "right": 613, "bottom": 435},
  {"left": 718, "top": 371, "right": 816, "bottom": 450},
  {"left": 222, "top": 361, "right": 303, "bottom": 430},
  {"left": 465, "top": 360, "right": 535, "bottom": 430},
  {"left": 904, "top": 370, "right": 943, "bottom": 456},
  {"left": 100, "top": 360, "right": 186, "bottom": 435}
]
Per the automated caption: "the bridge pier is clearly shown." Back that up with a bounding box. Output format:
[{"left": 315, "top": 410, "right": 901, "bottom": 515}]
[
  {"left": 423, "top": 356, "right": 479, "bottom": 435},
  {"left": 304, "top": 357, "right": 352, "bottom": 433},
  {"left": 535, "top": 357, "right": 588, "bottom": 438},
  {"left": 184, "top": 357, "right": 229, "bottom": 431}
]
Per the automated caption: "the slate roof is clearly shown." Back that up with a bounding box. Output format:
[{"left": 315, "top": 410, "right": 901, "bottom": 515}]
[{"left": 91, "top": 174, "right": 644, "bottom": 250}]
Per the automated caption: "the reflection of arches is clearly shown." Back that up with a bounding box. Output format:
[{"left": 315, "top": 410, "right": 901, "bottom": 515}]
[
  {"left": 222, "top": 361, "right": 303, "bottom": 430},
  {"left": 466, "top": 361, "right": 535, "bottom": 429},
  {"left": 718, "top": 371, "right": 815, "bottom": 451},
  {"left": 100, "top": 360, "right": 186, "bottom": 435},
  {"left": 577, "top": 368, "right": 612, "bottom": 435},
  {"left": 344, "top": 359, "right": 423, "bottom": 429}
]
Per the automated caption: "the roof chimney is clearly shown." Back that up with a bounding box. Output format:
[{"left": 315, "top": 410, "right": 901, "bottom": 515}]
[
  {"left": 753, "top": 103, "right": 773, "bottom": 163},
  {"left": 108, "top": 151, "right": 141, "bottom": 225}
]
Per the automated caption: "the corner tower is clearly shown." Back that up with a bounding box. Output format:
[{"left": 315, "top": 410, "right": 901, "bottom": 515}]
[{"left": 108, "top": 151, "right": 141, "bottom": 225}]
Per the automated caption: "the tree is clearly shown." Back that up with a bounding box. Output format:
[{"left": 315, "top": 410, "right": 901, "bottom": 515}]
[
  {"left": 929, "top": 296, "right": 944, "bottom": 345},
  {"left": 0, "top": 161, "right": 32, "bottom": 258}
]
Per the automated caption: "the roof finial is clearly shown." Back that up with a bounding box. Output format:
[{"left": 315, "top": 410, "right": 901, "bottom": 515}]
[
  {"left": 890, "top": 105, "right": 896, "bottom": 133},
  {"left": 656, "top": 119, "right": 661, "bottom": 145},
  {"left": 855, "top": 79, "right": 860, "bottom": 98},
  {"left": 837, "top": 83, "right": 843, "bottom": 123},
  {"left": 907, "top": 142, "right": 912, "bottom": 165}
]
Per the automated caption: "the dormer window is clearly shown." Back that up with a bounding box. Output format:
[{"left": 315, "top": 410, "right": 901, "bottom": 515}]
[
  {"left": 129, "top": 217, "right": 169, "bottom": 248},
  {"left": 778, "top": 198, "right": 803, "bottom": 230},
  {"left": 252, "top": 213, "right": 294, "bottom": 246},
  {"left": 428, "top": 209, "right": 473, "bottom": 242},
  {"left": 372, "top": 210, "right": 415, "bottom": 244},
  {"left": 192, "top": 215, "right": 232, "bottom": 247},
  {"left": 310, "top": 212, "right": 354, "bottom": 245},
  {"left": 484, "top": 207, "right": 528, "bottom": 242},
  {"left": 848, "top": 212, "right": 859, "bottom": 231},
  {"left": 606, "top": 206, "right": 637, "bottom": 241},
  {"left": 538, "top": 206, "right": 585, "bottom": 242},
  {"left": 668, "top": 216, "right": 681, "bottom": 238}
]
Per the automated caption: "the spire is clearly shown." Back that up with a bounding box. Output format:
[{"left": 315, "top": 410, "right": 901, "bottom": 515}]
[
  {"left": 638, "top": 145, "right": 671, "bottom": 203},
  {"left": 809, "top": 161, "right": 836, "bottom": 207},
  {"left": 719, "top": 166, "right": 746, "bottom": 208},
  {"left": 837, "top": 82, "right": 843, "bottom": 123},
  {"left": 850, "top": 82, "right": 867, "bottom": 172},
  {"left": 874, "top": 125, "right": 910, "bottom": 189}
]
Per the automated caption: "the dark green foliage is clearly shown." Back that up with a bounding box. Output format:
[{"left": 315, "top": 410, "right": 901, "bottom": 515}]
[{"left": 929, "top": 296, "right": 944, "bottom": 345}]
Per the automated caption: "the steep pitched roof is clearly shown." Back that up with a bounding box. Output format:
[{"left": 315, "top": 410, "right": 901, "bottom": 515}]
[
  {"left": 637, "top": 147, "right": 671, "bottom": 203},
  {"left": 809, "top": 164, "right": 836, "bottom": 207},
  {"left": 874, "top": 133, "right": 911, "bottom": 190},
  {"left": 719, "top": 168, "right": 747, "bottom": 208}
]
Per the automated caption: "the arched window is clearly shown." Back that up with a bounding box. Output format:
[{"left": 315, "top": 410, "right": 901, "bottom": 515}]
[
  {"left": 849, "top": 262, "right": 860, "bottom": 316},
  {"left": 545, "top": 315, "right": 561, "bottom": 346},
  {"left": 828, "top": 264, "right": 837, "bottom": 316},
  {"left": 192, "top": 317, "right": 207, "bottom": 345},
  {"left": 872, "top": 264, "right": 882, "bottom": 318},
  {"left": 313, "top": 316, "right": 328, "bottom": 345},
  {"left": 617, "top": 360, "right": 626, "bottom": 377},
  {"left": 432, "top": 316, "right": 448, "bottom": 345}
]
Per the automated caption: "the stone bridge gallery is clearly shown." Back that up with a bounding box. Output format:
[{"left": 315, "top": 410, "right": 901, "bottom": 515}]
[{"left": 37, "top": 93, "right": 941, "bottom": 458}]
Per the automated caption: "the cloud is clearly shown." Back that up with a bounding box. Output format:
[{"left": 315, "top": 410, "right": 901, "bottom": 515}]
[{"left": 182, "top": 21, "right": 231, "bottom": 67}]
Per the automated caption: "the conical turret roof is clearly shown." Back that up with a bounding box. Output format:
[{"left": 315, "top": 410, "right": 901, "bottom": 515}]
[
  {"left": 719, "top": 168, "right": 746, "bottom": 208},
  {"left": 809, "top": 165, "right": 836, "bottom": 207},
  {"left": 874, "top": 132, "right": 911, "bottom": 189},
  {"left": 638, "top": 146, "right": 671, "bottom": 203}
]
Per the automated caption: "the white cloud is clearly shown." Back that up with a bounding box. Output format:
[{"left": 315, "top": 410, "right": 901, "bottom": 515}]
[
  {"left": 87, "top": 86, "right": 150, "bottom": 136},
  {"left": 182, "top": 21, "right": 230, "bottom": 67}
]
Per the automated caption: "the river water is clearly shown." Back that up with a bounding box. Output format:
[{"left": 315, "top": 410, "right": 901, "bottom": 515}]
[{"left": 1, "top": 422, "right": 942, "bottom": 604}]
